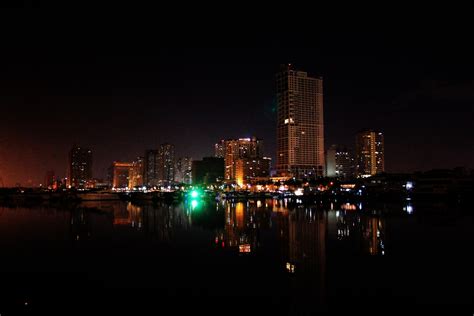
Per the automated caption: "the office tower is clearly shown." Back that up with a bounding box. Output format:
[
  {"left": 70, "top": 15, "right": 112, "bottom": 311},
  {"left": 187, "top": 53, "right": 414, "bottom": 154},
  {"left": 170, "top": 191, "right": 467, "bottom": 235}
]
[
  {"left": 144, "top": 149, "right": 160, "bottom": 186},
  {"left": 355, "top": 130, "right": 385, "bottom": 177},
  {"left": 68, "top": 145, "right": 93, "bottom": 188},
  {"left": 217, "top": 137, "right": 263, "bottom": 180},
  {"left": 110, "top": 162, "right": 133, "bottom": 189},
  {"left": 276, "top": 64, "right": 324, "bottom": 178},
  {"left": 192, "top": 157, "right": 224, "bottom": 185},
  {"left": 215, "top": 140, "right": 225, "bottom": 158},
  {"left": 159, "top": 143, "right": 175, "bottom": 183},
  {"left": 235, "top": 157, "right": 272, "bottom": 186},
  {"left": 175, "top": 157, "right": 192, "bottom": 184},
  {"left": 326, "top": 145, "right": 354, "bottom": 179},
  {"left": 129, "top": 156, "right": 144, "bottom": 188}
]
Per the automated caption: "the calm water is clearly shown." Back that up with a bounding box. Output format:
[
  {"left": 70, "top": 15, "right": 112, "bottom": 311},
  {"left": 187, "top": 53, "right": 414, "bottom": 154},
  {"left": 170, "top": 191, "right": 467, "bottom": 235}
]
[{"left": 0, "top": 199, "right": 472, "bottom": 315}]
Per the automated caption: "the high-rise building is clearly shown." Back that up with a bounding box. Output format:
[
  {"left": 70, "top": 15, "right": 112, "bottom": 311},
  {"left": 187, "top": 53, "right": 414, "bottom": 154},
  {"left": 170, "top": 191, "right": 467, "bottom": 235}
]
[
  {"left": 192, "top": 157, "right": 224, "bottom": 185},
  {"left": 144, "top": 149, "right": 160, "bottom": 186},
  {"left": 130, "top": 156, "right": 144, "bottom": 188},
  {"left": 355, "top": 130, "right": 385, "bottom": 177},
  {"left": 215, "top": 140, "right": 225, "bottom": 158},
  {"left": 276, "top": 64, "right": 324, "bottom": 178},
  {"left": 159, "top": 143, "right": 175, "bottom": 183},
  {"left": 326, "top": 145, "right": 354, "bottom": 179},
  {"left": 175, "top": 157, "right": 192, "bottom": 184},
  {"left": 68, "top": 145, "right": 93, "bottom": 188},
  {"left": 217, "top": 137, "right": 263, "bottom": 180},
  {"left": 235, "top": 157, "right": 272, "bottom": 186},
  {"left": 110, "top": 162, "right": 133, "bottom": 189}
]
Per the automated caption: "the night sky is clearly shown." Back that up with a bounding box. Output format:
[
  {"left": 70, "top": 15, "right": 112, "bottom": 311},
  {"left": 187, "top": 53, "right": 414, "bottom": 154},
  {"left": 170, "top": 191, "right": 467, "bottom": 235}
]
[{"left": 1, "top": 14, "right": 474, "bottom": 186}]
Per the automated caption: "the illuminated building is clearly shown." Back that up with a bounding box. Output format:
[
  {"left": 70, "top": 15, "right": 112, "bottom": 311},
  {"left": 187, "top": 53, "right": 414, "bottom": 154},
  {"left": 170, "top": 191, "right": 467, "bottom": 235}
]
[
  {"left": 276, "top": 64, "right": 325, "bottom": 178},
  {"left": 68, "top": 145, "right": 93, "bottom": 188},
  {"left": 110, "top": 162, "right": 133, "bottom": 189},
  {"left": 192, "top": 157, "right": 224, "bottom": 184},
  {"left": 326, "top": 145, "right": 354, "bottom": 179},
  {"left": 355, "top": 130, "right": 384, "bottom": 177},
  {"left": 175, "top": 157, "right": 192, "bottom": 184},
  {"left": 144, "top": 149, "right": 159, "bottom": 186},
  {"left": 235, "top": 157, "right": 271, "bottom": 186},
  {"left": 214, "top": 140, "right": 225, "bottom": 158},
  {"left": 216, "top": 137, "right": 263, "bottom": 180},
  {"left": 129, "top": 156, "right": 144, "bottom": 188},
  {"left": 159, "top": 143, "right": 175, "bottom": 184}
]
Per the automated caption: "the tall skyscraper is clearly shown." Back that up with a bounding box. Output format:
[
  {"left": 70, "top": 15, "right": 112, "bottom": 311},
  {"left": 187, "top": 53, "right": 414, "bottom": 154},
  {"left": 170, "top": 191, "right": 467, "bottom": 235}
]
[
  {"left": 326, "top": 145, "right": 354, "bottom": 179},
  {"left": 144, "top": 149, "right": 160, "bottom": 186},
  {"left": 276, "top": 64, "right": 324, "bottom": 178},
  {"left": 355, "top": 130, "right": 385, "bottom": 177},
  {"left": 130, "top": 156, "right": 144, "bottom": 188},
  {"left": 68, "top": 145, "right": 92, "bottom": 188},
  {"left": 215, "top": 140, "right": 225, "bottom": 158},
  {"left": 159, "top": 143, "right": 175, "bottom": 183},
  {"left": 218, "top": 137, "right": 263, "bottom": 180},
  {"left": 175, "top": 157, "right": 192, "bottom": 184}
]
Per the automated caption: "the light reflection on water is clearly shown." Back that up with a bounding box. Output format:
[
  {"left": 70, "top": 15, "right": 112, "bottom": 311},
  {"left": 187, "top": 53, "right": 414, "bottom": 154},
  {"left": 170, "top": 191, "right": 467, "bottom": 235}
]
[{"left": 0, "top": 199, "right": 472, "bottom": 314}]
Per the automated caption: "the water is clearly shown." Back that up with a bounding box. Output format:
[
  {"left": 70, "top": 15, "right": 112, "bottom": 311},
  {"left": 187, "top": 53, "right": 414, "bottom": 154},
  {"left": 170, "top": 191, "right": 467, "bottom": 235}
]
[{"left": 0, "top": 199, "right": 472, "bottom": 315}]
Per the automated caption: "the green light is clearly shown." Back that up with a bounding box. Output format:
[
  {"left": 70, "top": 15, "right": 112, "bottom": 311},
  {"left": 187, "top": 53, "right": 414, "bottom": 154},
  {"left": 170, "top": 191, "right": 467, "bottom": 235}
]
[
  {"left": 191, "top": 199, "right": 198, "bottom": 209},
  {"left": 190, "top": 190, "right": 199, "bottom": 198}
]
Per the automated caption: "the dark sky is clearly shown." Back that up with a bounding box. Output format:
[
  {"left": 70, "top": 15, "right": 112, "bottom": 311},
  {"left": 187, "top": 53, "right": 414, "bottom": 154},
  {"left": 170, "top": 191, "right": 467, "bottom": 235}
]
[{"left": 1, "top": 12, "right": 474, "bottom": 186}]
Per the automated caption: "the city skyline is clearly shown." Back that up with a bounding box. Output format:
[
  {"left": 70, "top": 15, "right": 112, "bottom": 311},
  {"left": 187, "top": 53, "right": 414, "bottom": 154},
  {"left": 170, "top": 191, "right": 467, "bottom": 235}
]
[{"left": 1, "top": 28, "right": 474, "bottom": 186}]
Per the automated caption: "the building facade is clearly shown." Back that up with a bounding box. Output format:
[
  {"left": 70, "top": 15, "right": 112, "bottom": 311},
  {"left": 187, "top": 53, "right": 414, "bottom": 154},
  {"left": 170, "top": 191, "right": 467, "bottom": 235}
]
[
  {"left": 214, "top": 140, "right": 225, "bottom": 158},
  {"left": 129, "top": 156, "right": 144, "bottom": 188},
  {"left": 235, "top": 157, "right": 272, "bottom": 186},
  {"left": 144, "top": 149, "right": 160, "bottom": 186},
  {"left": 355, "top": 130, "right": 385, "bottom": 177},
  {"left": 110, "top": 162, "right": 133, "bottom": 189},
  {"left": 68, "top": 145, "right": 93, "bottom": 188},
  {"left": 326, "top": 145, "right": 354, "bottom": 179},
  {"left": 216, "top": 137, "right": 263, "bottom": 181},
  {"left": 175, "top": 157, "right": 192, "bottom": 184},
  {"left": 276, "top": 64, "right": 324, "bottom": 178},
  {"left": 192, "top": 157, "right": 224, "bottom": 185},
  {"left": 159, "top": 143, "right": 175, "bottom": 183}
]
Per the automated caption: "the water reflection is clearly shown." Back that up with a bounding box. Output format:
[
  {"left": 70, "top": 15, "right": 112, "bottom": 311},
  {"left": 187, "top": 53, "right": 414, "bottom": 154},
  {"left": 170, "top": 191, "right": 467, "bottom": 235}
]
[{"left": 3, "top": 198, "right": 469, "bottom": 314}]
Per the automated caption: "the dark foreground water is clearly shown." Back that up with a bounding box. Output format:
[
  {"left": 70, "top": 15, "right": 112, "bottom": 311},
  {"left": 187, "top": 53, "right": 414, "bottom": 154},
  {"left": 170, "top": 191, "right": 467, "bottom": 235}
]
[{"left": 0, "top": 199, "right": 472, "bottom": 315}]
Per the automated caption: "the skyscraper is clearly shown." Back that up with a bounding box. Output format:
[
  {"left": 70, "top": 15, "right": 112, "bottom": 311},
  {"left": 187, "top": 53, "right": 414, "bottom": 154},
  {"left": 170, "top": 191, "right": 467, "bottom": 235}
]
[
  {"left": 175, "top": 157, "right": 192, "bottom": 184},
  {"left": 130, "top": 156, "right": 144, "bottom": 188},
  {"left": 144, "top": 149, "right": 160, "bottom": 186},
  {"left": 355, "top": 130, "right": 385, "bottom": 177},
  {"left": 159, "top": 143, "right": 175, "bottom": 183},
  {"left": 326, "top": 145, "right": 354, "bottom": 179},
  {"left": 276, "top": 64, "right": 324, "bottom": 178},
  {"left": 214, "top": 140, "right": 225, "bottom": 158},
  {"left": 219, "top": 137, "right": 263, "bottom": 180},
  {"left": 68, "top": 145, "right": 92, "bottom": 188}
]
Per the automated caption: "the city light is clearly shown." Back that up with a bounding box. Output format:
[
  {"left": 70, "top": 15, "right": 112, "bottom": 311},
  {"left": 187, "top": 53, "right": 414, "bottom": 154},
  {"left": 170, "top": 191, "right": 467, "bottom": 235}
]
[{"left": 191, "top": 190, "right": 199, "bottom": 198}]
